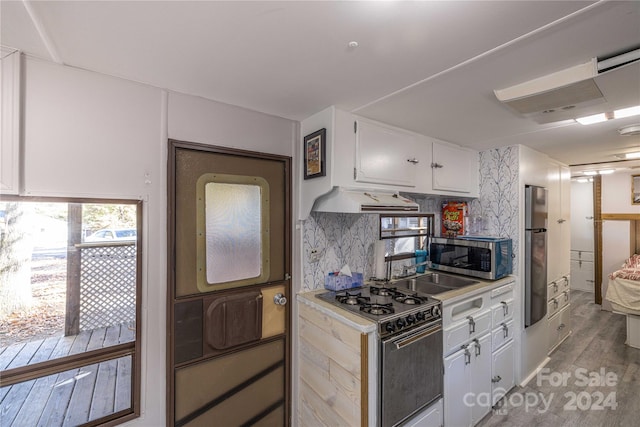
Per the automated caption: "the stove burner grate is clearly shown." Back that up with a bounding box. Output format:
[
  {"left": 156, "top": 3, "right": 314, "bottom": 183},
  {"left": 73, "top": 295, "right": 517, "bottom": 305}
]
[
  {"left": 369, "top": 286, "right": 399, "bottom": 297},
  {"left": 360, "top": 302, "right": 394, "bottom": 316},
  {"left": 336, "top": 291, "right": 370, "bottom": 306},
  {"left": 394, "top": 293, "right": 426, "bottom": 305}
]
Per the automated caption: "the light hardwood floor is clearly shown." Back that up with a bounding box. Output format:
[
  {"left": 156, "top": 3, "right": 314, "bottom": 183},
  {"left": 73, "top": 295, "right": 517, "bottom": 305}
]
[{"left": 478, "top": 290, "right": 640, "bottom": 427}]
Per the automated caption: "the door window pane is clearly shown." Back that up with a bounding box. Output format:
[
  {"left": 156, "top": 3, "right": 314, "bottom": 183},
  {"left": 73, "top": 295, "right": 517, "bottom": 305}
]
[{"left": 196, "top": 174, "right": 270, "bottom": 292}]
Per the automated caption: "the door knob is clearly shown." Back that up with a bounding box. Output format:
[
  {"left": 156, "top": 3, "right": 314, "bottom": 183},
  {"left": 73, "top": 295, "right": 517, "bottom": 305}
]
[{"left": 273, "top": 293, "right": 287, "bottom": 306}]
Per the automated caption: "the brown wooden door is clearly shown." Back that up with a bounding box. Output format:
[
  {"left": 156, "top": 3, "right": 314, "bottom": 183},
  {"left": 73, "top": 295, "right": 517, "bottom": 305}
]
[{"left": 168, "top": 140, "right": 291, "bottom": 426}]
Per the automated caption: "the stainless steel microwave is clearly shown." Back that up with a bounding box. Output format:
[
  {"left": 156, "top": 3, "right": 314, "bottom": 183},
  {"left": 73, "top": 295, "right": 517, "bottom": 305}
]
[{"left": 429, "top": 236, "right": 512, "bottom": 280}]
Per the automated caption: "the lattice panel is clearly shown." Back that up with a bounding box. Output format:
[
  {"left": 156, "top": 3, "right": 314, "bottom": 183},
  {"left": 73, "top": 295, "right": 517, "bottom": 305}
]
[{"left": 80, "top": 244, "right": 136, "bottom": 331}]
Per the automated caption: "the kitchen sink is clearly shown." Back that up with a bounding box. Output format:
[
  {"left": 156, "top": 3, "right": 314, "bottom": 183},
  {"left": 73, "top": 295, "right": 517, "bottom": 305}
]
[{"left": 394, "top": 272, "right": 479, "bottom": 295}]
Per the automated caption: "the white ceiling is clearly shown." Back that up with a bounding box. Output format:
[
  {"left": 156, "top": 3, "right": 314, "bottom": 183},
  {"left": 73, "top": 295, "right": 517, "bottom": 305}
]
[{"left": 2, "top": 1, "right": 640, "bottom": 174}]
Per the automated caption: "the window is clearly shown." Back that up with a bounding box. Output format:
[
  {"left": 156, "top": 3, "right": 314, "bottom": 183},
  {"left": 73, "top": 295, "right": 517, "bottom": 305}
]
[
  {"left": 0, "top": 197, "right": 141, "bottom": 426},
  {"left": 195, "top": 173, "right": 270, "bottom": 292}
]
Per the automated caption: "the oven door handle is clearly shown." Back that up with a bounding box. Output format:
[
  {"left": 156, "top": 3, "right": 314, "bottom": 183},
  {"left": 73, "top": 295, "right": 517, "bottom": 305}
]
[{"left": 394, "top": 324, "right": 442, "bottom": 349}]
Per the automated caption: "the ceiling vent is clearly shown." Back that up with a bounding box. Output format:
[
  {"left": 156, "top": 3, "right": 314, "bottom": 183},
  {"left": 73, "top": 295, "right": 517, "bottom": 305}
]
[{"left": 494, "top": 47, "right": 640, "bottom": 123}]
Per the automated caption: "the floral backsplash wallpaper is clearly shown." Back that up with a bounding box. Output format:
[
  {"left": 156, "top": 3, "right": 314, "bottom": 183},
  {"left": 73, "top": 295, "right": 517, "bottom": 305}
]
[{"left": 300, "top": 145, "right": 520, "bottom": 292}]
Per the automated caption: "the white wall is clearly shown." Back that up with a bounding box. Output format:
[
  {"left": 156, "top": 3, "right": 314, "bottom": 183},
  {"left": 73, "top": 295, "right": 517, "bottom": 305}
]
[
  {"left": 602, "top": 171, "right": 640, "bottom": 214},
  {"left": 20, "top": 56, "right": 296, "bottom": 426}
]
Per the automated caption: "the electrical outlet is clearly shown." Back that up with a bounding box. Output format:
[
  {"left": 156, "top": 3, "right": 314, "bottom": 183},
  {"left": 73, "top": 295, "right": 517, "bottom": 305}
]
[{"left": 309, "top": 248, "right": 322, "bottom": 263}]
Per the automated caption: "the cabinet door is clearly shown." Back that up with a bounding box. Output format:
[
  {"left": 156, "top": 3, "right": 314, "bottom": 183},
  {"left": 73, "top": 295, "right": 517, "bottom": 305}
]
[
  {"left": 470, "top": 333, "right": 492, "bottom": 424},
  {"left": 444, "top": 347, "right": 471, "bottom": 427},
  {"left": 432, "top": 142, "right": 474, "bottom": 193},
  {"left": 355, "top": 119, "right": 419, "bottom": 187},
  {"left": 559, "top": 165, "right": 571, "bottom": 275},
  {"left": 570, "top": 259, "right": 594, "bottom": 292},
  {"left": 491, "top": 340, "right": 515, "bottom": 406}
]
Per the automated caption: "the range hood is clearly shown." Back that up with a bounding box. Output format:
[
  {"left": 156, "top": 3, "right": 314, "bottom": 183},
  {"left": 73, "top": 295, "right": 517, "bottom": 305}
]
[{"left": 312, "top": 188, "right": 419, "bottom": 213}]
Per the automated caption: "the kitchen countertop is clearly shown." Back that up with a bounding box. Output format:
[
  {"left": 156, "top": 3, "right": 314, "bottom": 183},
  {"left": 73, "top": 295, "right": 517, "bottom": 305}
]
[
  {"left": 423, "top": 274, "right": 516, "bottom": 304},
  {"left": 299, "top": 271, "right": 516, "bottom": 313},
  {"left": 297, "top": 289, "right": 377, "bottom": 334}
]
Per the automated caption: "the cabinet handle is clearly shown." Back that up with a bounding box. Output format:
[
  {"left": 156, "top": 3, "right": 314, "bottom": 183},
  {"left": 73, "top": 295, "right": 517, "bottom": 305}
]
[
  {"left": 492, "top": 375, "right": 502, "bottom": 383},
  {"left": 553, "top": 282, "right": 558, "bottom": 293},
  {"left": 407, "top": 158, "right": 420, "bottom": 164},
  {"left": 564, "top": 292, "right": 569, "bottom": 302},
  {"left": 467, "top": 316, "right": 476, "bottom": 334},
  {"left": 462, "top": 344, "right": 471, "bottom": 365},
  {"left": 431, "top": 162, "right": 444, "bottom": 169},
  {"left": 473, "top": 338, "right": 481, "bottom": 356},
  {"left": 553, "top": 299, "right": 559, "bottom": 309},
  {"left": 557, "top": 218, "right": 566, "bottom": 224},
  {"left": 502, "top": 323, "right": 509, "bottom": 338},
  {"left": 586, "top": 216, "right": 594, "bottom": 220},
  {"left": 501, "top": 301, "right": 509, "bottom": 316}
]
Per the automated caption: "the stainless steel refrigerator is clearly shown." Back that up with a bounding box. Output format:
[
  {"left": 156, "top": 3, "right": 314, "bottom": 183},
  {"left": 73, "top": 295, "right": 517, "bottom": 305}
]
[{"left": 525, "top": 185, "right": 548, "bottom": 328}]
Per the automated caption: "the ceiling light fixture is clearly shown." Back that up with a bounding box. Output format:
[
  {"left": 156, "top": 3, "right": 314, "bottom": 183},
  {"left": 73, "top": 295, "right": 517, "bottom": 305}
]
[
  {"left": 625, "top": 151, "right": 640, "bottom": 159},
  {"left": 576, "top": 178, "right": 589, "bottom": 183},
  {"left": 583, "top": 171, "right": 598, "bottom": 176},
  {"left": 576, "top": 113, "right": 607, "bottom": 125},
  {"left": 576, "top": 105, "right": 640, "bottom": 125},
  {"left": 615, "top": 105, "right": 640, "bottom": 119},
  {"left": 619, "top": 124, "right": 640, "bottom": 136},
  {"left": 598, "top": 169, "right": 614, "bottom": 175}
]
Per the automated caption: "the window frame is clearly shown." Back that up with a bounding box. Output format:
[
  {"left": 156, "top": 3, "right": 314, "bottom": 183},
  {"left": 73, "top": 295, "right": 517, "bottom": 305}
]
[{"left": 0, "top": 195, "right": 142, "bottom": 426}]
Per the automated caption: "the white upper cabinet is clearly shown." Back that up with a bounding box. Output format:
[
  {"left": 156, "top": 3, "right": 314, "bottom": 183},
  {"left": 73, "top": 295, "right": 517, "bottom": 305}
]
[
  {"left": 355, "top": 119, "right": 421, "bottom": 188},
  {"left": 298, "top": 106, "right": 479, "bottom": 219},
  {"left": 1, "top": 49, "right": 21, "bottom": 195},
  {"left": 431, "top": 140, "right": 477, "bottom": 194}
]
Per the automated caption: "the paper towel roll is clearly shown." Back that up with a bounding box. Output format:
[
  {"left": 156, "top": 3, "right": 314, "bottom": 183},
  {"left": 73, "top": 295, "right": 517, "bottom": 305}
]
[{"left": 374, "top": 241, "right": 386, "bottom": 280}]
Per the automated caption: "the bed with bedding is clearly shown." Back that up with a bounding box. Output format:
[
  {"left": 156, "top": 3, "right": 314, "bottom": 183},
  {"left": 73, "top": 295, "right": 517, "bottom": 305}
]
[
  {"left": 605, "top": 254, "right": 640, "bottom": 348},
  {"left": 605, "top": 254, "right": 640, "bottom": 315}
]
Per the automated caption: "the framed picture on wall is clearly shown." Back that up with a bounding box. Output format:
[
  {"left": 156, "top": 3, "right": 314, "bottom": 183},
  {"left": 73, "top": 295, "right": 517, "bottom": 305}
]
[
  {"left": 303, "top": 128, "right": 326, "bottom": 180},
  {"left": 632, "top": 175, "right": 640, "bottom": 204}
]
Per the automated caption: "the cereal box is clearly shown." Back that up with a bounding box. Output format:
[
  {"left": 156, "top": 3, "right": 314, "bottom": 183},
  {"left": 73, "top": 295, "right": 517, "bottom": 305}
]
[{"left": 442, "top": 202, "right": 467, "bottom": 237}]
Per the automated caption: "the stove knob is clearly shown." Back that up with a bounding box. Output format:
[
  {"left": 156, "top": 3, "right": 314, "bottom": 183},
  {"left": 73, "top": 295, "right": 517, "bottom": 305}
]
[
  {"left": 385, "top": 323, "right": 395, "bottom": 334},
  {"left": 432, "top": 306, "right": 442, "bottom": 318},
  {"left": 406, "top": 314, "right": 416, "bottom": 325},
  {"left": 415, "top": 311, "right": 425, "bottom": 321},
  {"left": 396, "top": 318, "right": 406, "bottom": 329}
]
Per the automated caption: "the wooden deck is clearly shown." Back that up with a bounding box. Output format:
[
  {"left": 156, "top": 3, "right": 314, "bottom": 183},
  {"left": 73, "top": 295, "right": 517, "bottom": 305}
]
[{"left": 0, "top": 322, "right": 134, "bottom": 426}]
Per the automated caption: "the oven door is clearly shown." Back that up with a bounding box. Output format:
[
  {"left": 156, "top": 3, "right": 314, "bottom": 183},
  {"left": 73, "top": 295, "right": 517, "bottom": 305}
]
[{"left": 380, "top": 320, "right": 443, "bottom": 427}]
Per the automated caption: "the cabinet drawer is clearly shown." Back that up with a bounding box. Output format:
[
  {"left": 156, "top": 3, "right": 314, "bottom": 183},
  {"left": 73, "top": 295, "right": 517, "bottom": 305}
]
[
  {"left": 571, "top": 250, "right": 594, "bottom": 262},
  {"left": 491, "top": 299, "right": 513, "bottom": 327},
  {"left": 549, "top": 304, "right": 571, "bottom": 351},
  {"left": 548, "top": 281, "right": 562, "bottom": 301},
  {"left": 490, "top": 282, "right": 514, "bottom": 300},
  {"left": 559, "top": 290, "right": 570, "bottom": 310},
  {"left": 444, "top": 309, "right": 491, "bottom": 355},
  {"left": 547, "top": 297, "right": 561, "bottom": 318},
  {"left": 492, "top": 319, "right": 514, "bottom": 351}
]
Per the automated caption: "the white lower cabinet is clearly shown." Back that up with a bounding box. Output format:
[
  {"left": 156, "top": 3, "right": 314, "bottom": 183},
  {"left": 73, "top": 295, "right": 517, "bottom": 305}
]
[
  {"left": 404, "top": 398, "right": 443, "bottom": 427},
  {"left": 443, "top": 280, "right": 516, "bottom": 427},
  {"left": 491, "top": 340, "right": 515, "bottom": 405},
  {"left": 444, "top": 333, "right": 491, "bottom": 427}
]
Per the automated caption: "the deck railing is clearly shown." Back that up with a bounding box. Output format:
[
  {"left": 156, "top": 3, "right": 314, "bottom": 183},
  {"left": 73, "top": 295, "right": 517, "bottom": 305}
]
[{"left": 66, "top": 242, "right": 136, "bottom": 335}]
